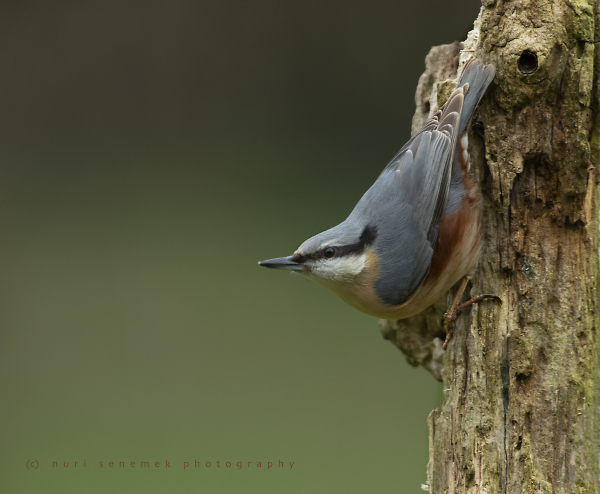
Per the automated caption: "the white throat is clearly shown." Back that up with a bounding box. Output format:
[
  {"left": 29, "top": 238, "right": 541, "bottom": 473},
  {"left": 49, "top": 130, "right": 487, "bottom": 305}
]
[{"left": 305, "top": 253, "right": 368, "bottom": 282}]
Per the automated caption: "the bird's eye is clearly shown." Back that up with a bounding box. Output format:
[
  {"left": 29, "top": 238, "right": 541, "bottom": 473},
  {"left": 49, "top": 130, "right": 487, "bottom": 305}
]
[{"left": 323, "top": 247, "right": 336, "bottom": 258}]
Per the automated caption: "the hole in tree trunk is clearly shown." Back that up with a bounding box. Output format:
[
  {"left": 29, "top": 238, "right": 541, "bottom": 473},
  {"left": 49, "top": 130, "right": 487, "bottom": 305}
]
[{"left": 518, "top": 51, "right": 538, "bottom": 74}]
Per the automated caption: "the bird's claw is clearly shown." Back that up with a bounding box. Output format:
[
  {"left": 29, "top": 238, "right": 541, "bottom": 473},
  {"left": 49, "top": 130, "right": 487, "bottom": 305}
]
[{"left": 442, "top": 293, "right": 502, "bottom": 350}]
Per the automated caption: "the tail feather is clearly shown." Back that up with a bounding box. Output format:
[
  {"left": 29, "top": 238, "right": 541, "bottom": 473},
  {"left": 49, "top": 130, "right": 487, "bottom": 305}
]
[{"left": 456, "top": 59, "right": 495, "bottom": 136}]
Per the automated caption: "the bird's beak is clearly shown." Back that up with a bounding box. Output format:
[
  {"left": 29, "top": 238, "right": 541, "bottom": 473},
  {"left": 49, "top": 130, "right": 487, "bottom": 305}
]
[{"left": 258, "top": 256, "right": 304, "bottom": 270}]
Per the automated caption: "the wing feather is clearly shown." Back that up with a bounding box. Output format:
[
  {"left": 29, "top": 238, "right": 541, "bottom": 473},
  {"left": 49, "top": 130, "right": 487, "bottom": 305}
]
[{"left": 354, "top": 87, "right": 466, "bottom": 305}]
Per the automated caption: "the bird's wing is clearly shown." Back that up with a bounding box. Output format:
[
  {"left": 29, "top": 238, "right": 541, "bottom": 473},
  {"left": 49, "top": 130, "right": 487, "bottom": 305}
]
[{"left": 355, "top": 88, "right": 466, "bottom": 306}]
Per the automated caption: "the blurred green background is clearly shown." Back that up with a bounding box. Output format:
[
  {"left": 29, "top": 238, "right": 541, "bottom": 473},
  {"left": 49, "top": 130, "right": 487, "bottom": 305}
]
[{"left": 0, "top": 1, "right": 479, "bottom": 492}]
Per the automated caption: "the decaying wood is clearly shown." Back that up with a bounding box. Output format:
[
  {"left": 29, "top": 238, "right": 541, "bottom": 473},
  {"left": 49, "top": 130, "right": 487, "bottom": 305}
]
[{"left": 382, "top": 2, "right": 600, "bottom": 492}]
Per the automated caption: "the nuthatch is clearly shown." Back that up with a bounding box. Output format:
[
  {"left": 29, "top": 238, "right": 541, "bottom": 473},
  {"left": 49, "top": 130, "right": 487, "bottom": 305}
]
[{"left": 259, "top": 58, "right": 500, "bottom": 348}]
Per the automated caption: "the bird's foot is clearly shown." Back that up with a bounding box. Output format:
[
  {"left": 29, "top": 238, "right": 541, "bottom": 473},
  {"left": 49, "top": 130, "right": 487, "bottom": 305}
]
[{"left": 442, "top": 294, "right": 502, "bottom": 350}]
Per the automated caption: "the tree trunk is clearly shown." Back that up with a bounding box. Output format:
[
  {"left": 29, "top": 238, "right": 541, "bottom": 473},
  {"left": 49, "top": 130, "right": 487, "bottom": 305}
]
[{"left": 381, "top": 2, "right": 600, "bottom": 492}]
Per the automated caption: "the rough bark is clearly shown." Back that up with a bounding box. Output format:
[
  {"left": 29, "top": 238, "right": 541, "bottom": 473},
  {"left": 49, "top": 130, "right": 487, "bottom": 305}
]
[{"left": 381, "top": 2, "right": 600, "bottom": 492}]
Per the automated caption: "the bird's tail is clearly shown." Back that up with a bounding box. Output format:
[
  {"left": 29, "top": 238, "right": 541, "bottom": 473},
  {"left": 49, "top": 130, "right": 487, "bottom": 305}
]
[{"left": 456, "top": 59, "right": 496, "bottom": 136}]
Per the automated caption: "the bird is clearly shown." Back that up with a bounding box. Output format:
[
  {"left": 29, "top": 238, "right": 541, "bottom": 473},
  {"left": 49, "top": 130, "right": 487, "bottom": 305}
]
[{"left": 258, "top": 58, "right": 500, "bottom": 349}]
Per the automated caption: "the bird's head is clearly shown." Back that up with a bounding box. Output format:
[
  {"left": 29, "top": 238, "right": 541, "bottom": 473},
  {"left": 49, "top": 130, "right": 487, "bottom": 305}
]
[{"left": 258, "top": 221, "right": 378, "bottom": 286}]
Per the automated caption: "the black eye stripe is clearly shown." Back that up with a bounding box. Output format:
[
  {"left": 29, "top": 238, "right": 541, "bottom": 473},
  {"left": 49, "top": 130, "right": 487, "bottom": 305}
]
[
  {"left": 291, "top": 253, "right": 306, "bottom": 263},
  {"left": 359, "top": 225, "right": 377, "bottom": 246},
  {"left": 335, "top": 225, "right": 378, "bottom": 257},
  {"left": 296, "top": 225, "right": 378, "bottom": 262}
]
